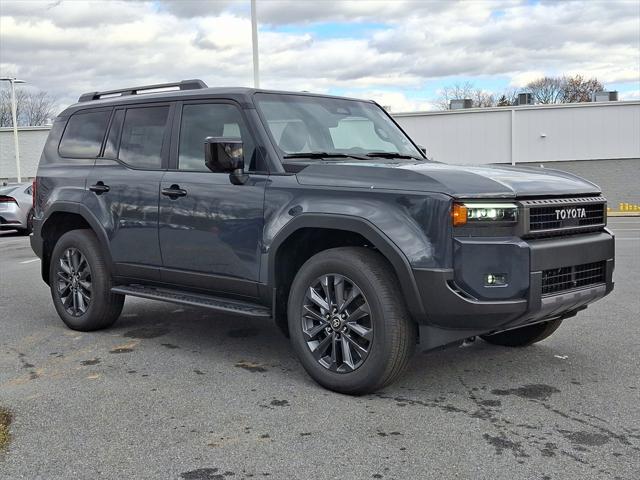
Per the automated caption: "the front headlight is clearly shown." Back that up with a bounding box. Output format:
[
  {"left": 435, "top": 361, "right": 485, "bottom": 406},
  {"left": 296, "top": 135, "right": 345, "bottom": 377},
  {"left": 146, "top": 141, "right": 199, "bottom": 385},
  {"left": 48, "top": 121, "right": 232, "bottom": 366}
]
[{"left": 452, "top": 203, "right": 518, "bottom": 226}]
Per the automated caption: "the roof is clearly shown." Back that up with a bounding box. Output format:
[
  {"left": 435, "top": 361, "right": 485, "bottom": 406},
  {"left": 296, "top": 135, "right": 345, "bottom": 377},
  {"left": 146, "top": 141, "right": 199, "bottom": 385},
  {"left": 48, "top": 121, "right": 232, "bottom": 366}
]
[{"left": 61, "top": 79, "right": 373, "bottom": 116}]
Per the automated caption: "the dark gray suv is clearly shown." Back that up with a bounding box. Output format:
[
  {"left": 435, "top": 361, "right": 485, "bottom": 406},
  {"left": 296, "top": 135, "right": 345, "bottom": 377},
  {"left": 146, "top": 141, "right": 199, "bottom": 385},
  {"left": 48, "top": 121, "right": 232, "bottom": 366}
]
[{"left": 30, "top": 79, "right": 615, "bottom": 394}]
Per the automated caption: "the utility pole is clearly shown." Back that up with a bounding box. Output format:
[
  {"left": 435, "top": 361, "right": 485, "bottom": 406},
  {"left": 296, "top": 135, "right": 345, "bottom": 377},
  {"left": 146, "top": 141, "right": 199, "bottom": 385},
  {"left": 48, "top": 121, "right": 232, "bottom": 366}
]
[
  {"left": 251, "top": 0, "right": 260, "bottom": 88},
  {"left": 0, "top": 77, "right": 26, "bottom": 182}
]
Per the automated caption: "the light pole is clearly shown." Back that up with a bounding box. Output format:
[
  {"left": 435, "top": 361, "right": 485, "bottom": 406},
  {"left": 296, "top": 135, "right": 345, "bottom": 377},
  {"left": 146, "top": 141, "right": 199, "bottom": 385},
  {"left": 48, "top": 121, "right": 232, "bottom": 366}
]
[
  {"left": 0, "top": 77, "right": 26, "bottom": 182},
  {"left": 250, "top": 0, "right": 260, "bottom": 88}
]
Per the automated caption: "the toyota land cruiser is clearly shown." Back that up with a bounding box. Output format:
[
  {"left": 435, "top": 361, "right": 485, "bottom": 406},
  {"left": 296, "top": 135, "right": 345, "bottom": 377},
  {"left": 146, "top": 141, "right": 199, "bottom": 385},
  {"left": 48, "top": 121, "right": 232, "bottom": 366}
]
[{"left": 30, "top": 79, "right": 615, "bottom": 394}]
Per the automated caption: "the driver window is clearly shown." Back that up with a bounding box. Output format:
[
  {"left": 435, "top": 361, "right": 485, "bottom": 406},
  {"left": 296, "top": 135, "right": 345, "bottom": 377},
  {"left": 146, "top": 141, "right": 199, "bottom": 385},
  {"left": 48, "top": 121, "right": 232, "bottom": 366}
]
[{"left": 178, "top": 103, "right": 259, "bottom": 171}]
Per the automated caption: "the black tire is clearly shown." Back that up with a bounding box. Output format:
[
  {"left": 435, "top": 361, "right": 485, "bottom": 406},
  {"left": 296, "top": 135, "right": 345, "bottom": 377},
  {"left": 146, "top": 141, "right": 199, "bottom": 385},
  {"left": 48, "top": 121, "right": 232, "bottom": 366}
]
[
  {"left": 49, "top": 229, "right": 124, "bottom": 331},
  {"left": 481, "top": 318, "right": 563, "bottom": 347},
  {"left": 288, "top": 247, "right": 416, "bottom": 395},
  {"left": 17, "top": 209, "right": 34, "bottom": 235}
]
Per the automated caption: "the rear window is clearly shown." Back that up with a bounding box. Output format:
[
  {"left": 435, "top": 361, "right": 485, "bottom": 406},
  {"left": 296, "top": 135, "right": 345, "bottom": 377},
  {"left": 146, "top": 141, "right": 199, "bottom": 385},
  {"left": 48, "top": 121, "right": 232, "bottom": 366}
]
[{"left": 58, "top": 110, "right": 111, "bottom": 158}]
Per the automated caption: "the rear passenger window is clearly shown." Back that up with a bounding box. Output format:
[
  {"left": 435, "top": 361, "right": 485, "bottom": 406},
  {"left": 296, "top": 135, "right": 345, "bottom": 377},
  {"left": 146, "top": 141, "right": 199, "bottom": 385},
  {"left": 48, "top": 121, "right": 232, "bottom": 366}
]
[
  {"left": 58, "top": 110, "right": 111, "bottom": 158},
  {"left": 119, "top": 106, "right": 169, "bottom": 169}
]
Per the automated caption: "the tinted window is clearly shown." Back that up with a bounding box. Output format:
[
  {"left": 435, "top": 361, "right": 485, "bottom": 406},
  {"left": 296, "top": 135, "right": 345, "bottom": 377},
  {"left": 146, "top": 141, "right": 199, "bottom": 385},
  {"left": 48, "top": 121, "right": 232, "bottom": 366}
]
[
  {"left": 103, "top": 110, "right": 124, "bottom": 159},
  {"left": 119, "top": 106, "right": 169, "bottom": 169},
  {"left": 178, "top": 104, "right": 259, "bottom": 171},
  {"left": 59, "top": 110, "right": 110, "bottom": 158}
]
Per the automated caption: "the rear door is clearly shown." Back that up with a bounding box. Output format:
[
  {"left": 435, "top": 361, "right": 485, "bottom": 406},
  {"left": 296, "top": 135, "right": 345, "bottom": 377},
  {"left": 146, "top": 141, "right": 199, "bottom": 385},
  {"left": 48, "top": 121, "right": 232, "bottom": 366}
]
[
  {"left": 86, "top": 103, "right": 173, "bottom": 280},
  {"left": 158, "top": 100, "right": 267, "bottom": 297}
]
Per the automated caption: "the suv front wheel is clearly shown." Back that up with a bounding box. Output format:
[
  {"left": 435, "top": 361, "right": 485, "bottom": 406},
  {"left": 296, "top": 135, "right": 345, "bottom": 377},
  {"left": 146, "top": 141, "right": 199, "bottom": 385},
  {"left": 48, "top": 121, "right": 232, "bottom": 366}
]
[
  {"left": 50, "top": 229, "right": 124, "bottom": 331},
  {"left": 288, "top": 247, "right": 416, "bottom": 395}
]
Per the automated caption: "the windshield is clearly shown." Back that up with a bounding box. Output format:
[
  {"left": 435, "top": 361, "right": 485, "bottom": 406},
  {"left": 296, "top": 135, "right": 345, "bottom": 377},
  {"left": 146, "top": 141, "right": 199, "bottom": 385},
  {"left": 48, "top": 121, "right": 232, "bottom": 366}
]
[{"left": 254, "top": 93, "right": 423, "bottom": 161}]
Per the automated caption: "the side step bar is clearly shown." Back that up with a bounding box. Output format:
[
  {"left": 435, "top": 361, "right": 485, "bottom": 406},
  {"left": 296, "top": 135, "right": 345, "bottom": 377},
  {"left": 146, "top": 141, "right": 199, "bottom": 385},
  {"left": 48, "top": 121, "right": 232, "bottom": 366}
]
[{"left": 111, "top": 285, "right": 271, "bottom": 318}]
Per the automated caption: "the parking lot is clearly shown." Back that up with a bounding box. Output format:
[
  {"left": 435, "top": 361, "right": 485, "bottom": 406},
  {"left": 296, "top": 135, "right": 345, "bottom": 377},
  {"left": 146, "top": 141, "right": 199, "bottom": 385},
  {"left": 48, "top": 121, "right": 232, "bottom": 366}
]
[{"left": 0, "top": 218, "right": 638, "bottom": 480}]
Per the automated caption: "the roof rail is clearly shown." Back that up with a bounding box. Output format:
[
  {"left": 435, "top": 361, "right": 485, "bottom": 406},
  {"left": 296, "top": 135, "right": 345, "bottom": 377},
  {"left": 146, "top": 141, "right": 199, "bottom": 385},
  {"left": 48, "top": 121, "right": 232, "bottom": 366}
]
[{"left": 78, "top": 79, "right": 208, "bottom": 102}]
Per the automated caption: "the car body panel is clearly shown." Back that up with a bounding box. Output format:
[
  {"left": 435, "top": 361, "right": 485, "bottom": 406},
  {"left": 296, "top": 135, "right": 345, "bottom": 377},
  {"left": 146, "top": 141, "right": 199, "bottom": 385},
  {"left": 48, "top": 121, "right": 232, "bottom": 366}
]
[
  {"left": 0, "top": 183, "right": 32, "bottom": 230},
  {"left": 295, "top": 161, "right": 601, "bottom": 198},
  {"left": 158, "top": 170, "right": 268, "bottom": 297},
  {"left": 31, "top": 86, "right": 615, "bottom": 349}
]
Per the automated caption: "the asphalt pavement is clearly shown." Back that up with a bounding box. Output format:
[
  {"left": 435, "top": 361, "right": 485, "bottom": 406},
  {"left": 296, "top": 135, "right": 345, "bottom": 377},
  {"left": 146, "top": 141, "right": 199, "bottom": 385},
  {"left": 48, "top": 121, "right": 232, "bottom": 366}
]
[{"left": 1, "top": 219, "right": 639, "bottom": 480}]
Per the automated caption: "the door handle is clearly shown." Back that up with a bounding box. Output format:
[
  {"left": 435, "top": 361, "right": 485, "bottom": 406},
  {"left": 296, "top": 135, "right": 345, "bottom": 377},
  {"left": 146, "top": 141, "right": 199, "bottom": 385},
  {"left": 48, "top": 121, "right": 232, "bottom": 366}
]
[
  {"left": 89, "top": 182, "right": 110, "bottom": 194},
  {"left": 161, "top": 185, "right": 187, "bottom": 199}
]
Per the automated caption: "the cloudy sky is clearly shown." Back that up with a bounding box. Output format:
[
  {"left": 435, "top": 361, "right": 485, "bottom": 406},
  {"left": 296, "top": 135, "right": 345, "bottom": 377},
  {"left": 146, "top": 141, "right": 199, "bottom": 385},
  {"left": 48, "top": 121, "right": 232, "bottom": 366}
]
[{"left": 1, "top": 0, "right": 639, "bottom": 112}]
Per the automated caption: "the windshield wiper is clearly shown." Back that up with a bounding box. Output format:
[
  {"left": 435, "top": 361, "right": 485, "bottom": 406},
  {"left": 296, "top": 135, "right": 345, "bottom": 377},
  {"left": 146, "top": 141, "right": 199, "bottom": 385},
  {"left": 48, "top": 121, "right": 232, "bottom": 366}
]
[
  {"left": 283, "top": 152, "right": 368, "bottom": 160},
  {"left": 365, "top": 151, "right": 422, "bottom": 160}
]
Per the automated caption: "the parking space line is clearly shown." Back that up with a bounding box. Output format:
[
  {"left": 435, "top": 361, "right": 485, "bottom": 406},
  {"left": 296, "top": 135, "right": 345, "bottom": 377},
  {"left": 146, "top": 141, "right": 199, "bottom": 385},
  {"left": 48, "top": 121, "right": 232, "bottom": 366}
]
[{"left": 19, "top": 258, "right": 39, "bottom": 264}]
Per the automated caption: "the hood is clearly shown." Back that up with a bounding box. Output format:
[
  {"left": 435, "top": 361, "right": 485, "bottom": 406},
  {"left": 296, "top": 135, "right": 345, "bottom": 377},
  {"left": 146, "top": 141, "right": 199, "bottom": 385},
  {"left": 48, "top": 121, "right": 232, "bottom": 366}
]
[{"left": 295, "top": 161, "right": 601, "bottom": 198}]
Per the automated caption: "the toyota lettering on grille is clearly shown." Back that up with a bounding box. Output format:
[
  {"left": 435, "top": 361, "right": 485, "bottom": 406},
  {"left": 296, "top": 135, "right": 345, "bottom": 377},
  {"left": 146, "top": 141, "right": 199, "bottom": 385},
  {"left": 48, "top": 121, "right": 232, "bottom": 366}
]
[{"left": 555, "top": 207, "right": 587, "bottom": 220}]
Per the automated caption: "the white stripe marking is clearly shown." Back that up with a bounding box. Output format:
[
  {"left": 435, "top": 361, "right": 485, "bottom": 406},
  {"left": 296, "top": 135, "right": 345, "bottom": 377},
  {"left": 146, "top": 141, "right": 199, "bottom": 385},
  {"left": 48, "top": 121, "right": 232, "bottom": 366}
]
[{"left": 20, "top": 258, "right": 39, "bottom": 264}]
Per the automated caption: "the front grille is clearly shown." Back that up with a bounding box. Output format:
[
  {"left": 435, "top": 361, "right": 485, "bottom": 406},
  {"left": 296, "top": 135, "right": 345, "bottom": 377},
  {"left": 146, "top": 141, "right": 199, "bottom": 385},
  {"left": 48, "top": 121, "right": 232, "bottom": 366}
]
[
  {"left": 541, "top": 261, "right": 606, "bottom": 296},
  {"left": 530, "top": 203, "right": 605, "bottom": 231},
  {"left": 522, "top": 197, "right": 606, "bottom": 236}
]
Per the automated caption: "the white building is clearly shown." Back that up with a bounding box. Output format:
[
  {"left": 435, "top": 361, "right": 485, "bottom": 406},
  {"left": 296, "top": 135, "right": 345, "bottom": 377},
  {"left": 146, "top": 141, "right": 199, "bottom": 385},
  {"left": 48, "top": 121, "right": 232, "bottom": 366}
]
[
  {"left": 393, "top": 100, "right": 640, "bottom": 165},
  {"left": 1, "top": 101, "right": 639, "bottom": 201}
]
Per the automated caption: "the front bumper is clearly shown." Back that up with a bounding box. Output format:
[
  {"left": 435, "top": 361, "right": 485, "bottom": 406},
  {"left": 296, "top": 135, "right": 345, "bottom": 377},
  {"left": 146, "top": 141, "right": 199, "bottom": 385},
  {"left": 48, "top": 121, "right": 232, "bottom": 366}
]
[{"left": 414, "top": 231, "right": 615, "bottom": 333}]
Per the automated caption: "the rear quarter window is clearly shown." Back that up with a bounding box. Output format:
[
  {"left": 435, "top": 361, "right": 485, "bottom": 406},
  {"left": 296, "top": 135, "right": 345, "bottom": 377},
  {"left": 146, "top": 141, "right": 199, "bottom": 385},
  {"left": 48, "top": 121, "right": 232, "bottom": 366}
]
[{"left": 58, "top": 110, "right": 111, "bottom": 158}]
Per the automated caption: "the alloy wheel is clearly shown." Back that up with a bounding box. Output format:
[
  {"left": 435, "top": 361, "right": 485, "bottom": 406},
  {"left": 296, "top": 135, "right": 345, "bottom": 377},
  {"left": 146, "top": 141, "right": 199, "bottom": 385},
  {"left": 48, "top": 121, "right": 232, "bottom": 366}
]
[
  {"left": 301, "top": 274, "right": 373, "bottom": 373},
  {"left": 56, "top": 247, "right": 92, "bottom": 316}
]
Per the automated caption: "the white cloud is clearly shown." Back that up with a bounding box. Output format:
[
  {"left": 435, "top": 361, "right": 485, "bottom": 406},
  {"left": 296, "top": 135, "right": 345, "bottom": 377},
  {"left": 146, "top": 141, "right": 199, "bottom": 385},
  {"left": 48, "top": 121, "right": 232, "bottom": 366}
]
[
  {"left": 619, "top": 89, "right": 640, "bottom": 101},
  {"left": 341, "top": 90, "right": 436, "bottom": 113},
  {"left": 509, "top": 71, "right": 547, "bottom": 88},
  {"left": 0, "top": 0, "right": 637, "bottom": 112}
]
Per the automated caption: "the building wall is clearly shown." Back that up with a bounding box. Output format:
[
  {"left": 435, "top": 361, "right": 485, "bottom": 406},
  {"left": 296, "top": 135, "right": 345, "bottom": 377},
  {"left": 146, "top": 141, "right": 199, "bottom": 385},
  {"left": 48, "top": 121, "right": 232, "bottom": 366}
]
[
  {"left": 394, "top": 101, "right": 640, "bottom": 165},
  {"left": 518, "top": 158, "right": 639, "bottom": 209},
  {"left": 1, "top": 102, "right": 639, "bottom": 186},
  {"left": 0, "top": 127, "right": 49, "bottom": 181}
]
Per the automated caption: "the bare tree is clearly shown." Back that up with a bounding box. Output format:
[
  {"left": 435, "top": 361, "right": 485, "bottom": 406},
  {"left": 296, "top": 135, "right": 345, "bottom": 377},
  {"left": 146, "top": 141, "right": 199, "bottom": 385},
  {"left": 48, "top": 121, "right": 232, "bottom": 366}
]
[
  {"left": 472, "top": 89, "right": 495, "bottom": 108},
  {"left": 525, "top": 75, "right": 605, "bottom": 104},
  {"left": 0, "top": 89, "right": 26, "bottom": 127},
  {"left": 436, "top": 81, "right": 496, "bottom": 110},
  {"left": 22, "top": 91, "right": 58, "bottom": 126},
  {"left": 562, "top": 75, "right": 604, "bottom": 103},
  {"left": 526, "top": 76, "right": 564, "bottom": 104},
  {"left": 0, "top": 89, "right": 57, "bottom": 127},
  {"left": 497, "top": 88, "right": 519, "bottom": 106}
]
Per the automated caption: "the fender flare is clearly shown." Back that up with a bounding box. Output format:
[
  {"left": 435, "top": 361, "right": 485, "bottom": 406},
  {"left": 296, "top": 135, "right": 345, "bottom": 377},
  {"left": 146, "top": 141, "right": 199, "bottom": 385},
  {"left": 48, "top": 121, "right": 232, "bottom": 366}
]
[
  {"left": 268, "top": 213, "right": 426, "bottom": 320},
  {"left": 40, "top": 201, "right": 114, "bottom": 269}
]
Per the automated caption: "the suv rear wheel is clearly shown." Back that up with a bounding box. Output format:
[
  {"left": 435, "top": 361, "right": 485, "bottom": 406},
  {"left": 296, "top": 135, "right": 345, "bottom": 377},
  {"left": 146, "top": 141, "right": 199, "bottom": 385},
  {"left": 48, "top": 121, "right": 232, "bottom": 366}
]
[
  {"left": 50, "top": 229, "right": 124, "bottom": 331},
  {"left": 288, "top": 247, "right": 416, "bottom": 395},
  {"left": 19, "top": 209, "right": 34, "bottom": 235},
  {"left": 481, "top": 318, "right": 563, "bottom": 347}
]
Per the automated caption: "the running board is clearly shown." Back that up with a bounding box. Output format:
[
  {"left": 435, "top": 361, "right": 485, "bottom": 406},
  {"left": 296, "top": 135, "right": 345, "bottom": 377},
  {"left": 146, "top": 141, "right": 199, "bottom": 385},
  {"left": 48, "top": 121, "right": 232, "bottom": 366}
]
[{"left": 111, "top": 285, "right": 271, "bottom": 318}]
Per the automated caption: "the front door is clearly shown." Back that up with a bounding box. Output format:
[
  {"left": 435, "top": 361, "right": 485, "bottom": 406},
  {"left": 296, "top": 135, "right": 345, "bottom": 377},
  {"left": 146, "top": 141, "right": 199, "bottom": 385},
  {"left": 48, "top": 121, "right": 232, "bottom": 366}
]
[
  {"left": 86, "top": 104, "right": 172, "bottom": 280},
  {"left": 158, "top": 101, "right": 267, "bottom": 298}
]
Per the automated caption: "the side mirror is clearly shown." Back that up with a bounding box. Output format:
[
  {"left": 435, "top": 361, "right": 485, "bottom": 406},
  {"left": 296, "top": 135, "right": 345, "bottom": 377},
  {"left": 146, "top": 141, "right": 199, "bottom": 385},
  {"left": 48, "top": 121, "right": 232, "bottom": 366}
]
[
  {"left": 204, "top": 137, "right": 248, "bottom": 185},
  {"left": 418, "top": 145, "right": 427, "bottom": 156}
]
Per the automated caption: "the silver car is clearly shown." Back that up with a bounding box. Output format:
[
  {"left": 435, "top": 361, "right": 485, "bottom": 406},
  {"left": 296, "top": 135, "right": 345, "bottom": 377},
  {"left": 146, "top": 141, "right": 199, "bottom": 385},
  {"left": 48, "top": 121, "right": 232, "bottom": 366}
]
[{"left": 0, "top": 183, "right": 34, "bottom": 235}]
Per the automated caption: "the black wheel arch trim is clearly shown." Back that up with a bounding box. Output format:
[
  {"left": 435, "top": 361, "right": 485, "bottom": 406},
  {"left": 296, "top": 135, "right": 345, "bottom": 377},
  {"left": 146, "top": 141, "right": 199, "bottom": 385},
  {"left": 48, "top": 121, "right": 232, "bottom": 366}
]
[
  {"left": 267, "top": 213, "right": 426, "bottom": 320},
  {"left": 37, "top": 201, "right": 114, "bottom": 282}
]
